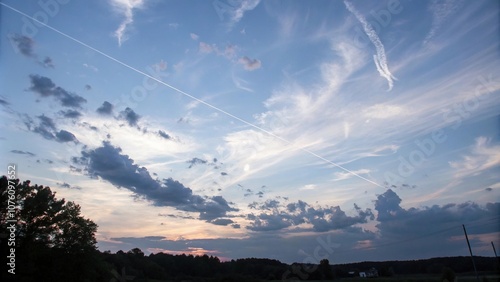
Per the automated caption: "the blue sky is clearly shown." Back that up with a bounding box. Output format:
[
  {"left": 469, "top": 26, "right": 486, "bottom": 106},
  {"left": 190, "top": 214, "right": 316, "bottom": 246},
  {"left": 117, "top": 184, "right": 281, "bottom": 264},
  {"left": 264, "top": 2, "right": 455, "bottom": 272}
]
[{"left": 1, "top": 0, "right": 499, "bottom": 264}]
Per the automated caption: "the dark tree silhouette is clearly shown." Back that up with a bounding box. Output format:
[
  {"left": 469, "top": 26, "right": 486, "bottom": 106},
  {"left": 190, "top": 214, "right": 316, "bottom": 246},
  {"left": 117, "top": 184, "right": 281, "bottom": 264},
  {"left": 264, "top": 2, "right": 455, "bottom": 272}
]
[{"left": 0, "top": 176, "right": 109, "bottom": 281}]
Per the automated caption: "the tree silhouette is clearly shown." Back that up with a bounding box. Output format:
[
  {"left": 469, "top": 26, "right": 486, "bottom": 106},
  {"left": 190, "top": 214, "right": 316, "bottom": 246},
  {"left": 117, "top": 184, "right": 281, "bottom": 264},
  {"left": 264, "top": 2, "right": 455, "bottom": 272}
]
[{"left": 0, "top": 176, "right": 108, "bottom": 281}]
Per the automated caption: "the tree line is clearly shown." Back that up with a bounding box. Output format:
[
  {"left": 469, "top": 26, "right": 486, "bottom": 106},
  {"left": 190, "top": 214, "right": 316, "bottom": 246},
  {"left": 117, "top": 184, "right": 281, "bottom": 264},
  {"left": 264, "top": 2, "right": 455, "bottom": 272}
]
[{"left": 1, "top": 176, "right": 498, "bottom": 281}]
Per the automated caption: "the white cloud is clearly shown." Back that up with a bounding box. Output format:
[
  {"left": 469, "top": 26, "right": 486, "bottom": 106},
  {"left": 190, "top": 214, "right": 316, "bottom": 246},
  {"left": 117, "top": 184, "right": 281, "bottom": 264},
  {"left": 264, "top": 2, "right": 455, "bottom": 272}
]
[
  {"left": 363, "top": 104, "right": 405, "bottom": 119},
  {"left": 109, "top": 0, "right": 145, "bottom": 46},
  {"left": 190, "top": 33, "right": 199, "bottom": 40},
  {"left": 344, "top": 1, "right": 396, "bottom": 90},
  {"left": 449, "top": 136, "right": 500, "bottom": 178},
  {"left": 199, "top": 42, "right": 216, "bottom": 53},
  {"left": 424, "top": 0, "right": 463, "bottom": 45},
  {"left": 238, "top": 56, "right": 261, "bottom": 71},
  {"left": 228, "top": 0, "right": 261, "bottom": 29}
]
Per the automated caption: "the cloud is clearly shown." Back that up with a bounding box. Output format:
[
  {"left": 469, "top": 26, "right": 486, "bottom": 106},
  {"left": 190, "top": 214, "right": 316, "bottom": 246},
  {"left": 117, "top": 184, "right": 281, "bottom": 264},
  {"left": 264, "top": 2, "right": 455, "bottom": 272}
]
[
  {"left": 119, "top": 107, "right": 141, "bottom": 126},
  {"left": 190, "top": 33, "right": 199, "bottom": 40},
  {"left": 374, "top": 189, "right": 500, "bottom": 245},
  {"left": 424, "top": 0, "right": 463, "bottom": 45},
  {"left": 238, "top": 56, "right": 261, "bottom": 71},
  {"left": 10, "top": 34, "right": 35, "bottom": 57},
  {"left": 10, "top": 150, "right": 36, "bottom": 157},
  {"left": 83, "top": 63, "right": 99, "bottom": 72},
  {"left": 158, "top": 130, "right": 171, "bottom": 140},
  {"left": 0, "top": 97, "right": 9, "bottom": 106},
  {"left": 449, "top": 136, "right": 500, "bottom": 179},
  {"left": 28, "top": 75, "right": 87, "bottom": 108},
  {"left": 23, "top": 114, "right": 77, "bottom": 143},
  {"left": 344, "top": 1, "right": 396, "bottom": 90},
  {"left": 59, "top": 109, "right": 82, "bottom": 119},
  {"left": 246, "top": 199, "right": 373, "bottom": 232},
  {"left": 227, "top": 0, "right": 261, "bottom": 28},
  {"left": 199, "top": 42, "right": 216, "bottom": 54},
  {"left": 109, "top": 0, "right": 145, "bottom": 46},
  {"left": 41, "top": 56, "right": 54, "bottom": 68},
  {"left": 55, "top": 130, "right": 78, "bottom": 143},
  {"left": 75, "top": 142, "right": 238, "bottom": 222},
  {"left": 96, "top": 101, "right": 114, "bottom": 115},
  {"left": 363, "top": 104, "right": 405, "bottom": 119},
  {"left": 186, "top": 157, "right": 208, "bottom": 168}
]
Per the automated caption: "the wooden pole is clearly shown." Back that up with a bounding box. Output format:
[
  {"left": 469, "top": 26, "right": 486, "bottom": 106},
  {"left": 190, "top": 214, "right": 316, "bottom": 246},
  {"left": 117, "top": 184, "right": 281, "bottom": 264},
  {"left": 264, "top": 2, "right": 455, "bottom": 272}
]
[{"left": 462, "top": 224, "right": 479, "bottom": 282}]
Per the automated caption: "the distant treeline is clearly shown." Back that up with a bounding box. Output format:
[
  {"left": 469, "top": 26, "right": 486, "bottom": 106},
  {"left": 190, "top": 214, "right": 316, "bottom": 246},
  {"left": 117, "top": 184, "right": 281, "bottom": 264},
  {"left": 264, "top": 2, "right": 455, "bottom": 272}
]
[{"left": 98, "top": 249, "right": 500, "bottom": 281}]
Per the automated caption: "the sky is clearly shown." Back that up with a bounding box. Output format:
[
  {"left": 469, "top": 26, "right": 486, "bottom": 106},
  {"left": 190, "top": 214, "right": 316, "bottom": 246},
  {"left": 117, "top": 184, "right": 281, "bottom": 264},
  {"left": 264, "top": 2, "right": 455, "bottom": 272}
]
[{"left": 0, "top": 0, "right": 499, "bottom": 265}]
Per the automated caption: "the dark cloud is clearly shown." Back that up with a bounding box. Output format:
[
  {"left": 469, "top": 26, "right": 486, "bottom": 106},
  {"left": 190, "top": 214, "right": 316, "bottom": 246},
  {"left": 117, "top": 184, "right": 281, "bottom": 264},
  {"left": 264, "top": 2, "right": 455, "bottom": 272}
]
[
  {"left": 56, "top": 130, "right": 77, "bottom": 143},
  {"left": 210, "top": 218, "right": 235, "bottom": 226},
  {"left": 96, "top": 101, "right": 113, "bottom": 115},
  {"left": 0, "top": 98, "right": 10, "bottom": 106},
  {"left": 30, "top": 115, "right": 56, "bottom": 140},
  {"left": 84, "top": 84, "right": 92, "bottom": 91},
  {"left": 238, "top": 56, "right": 261, "bottom": 71},
  {"left": 10, "top": 150, "right": 35, "bottom": 156},
  {"left": 119, "top": 107, "right": 140, "bottom": 126},
  {"left": 10, "top": 34, "right": 35, "bottom": 57},
  {"left": 158, "top": 130, "right": 171, "bottom": 140},
  {"left": 485, "top": 187, "right": 493, "bottom": 192},
  {"left": 231, "top": 224, "right": 241, "bottom": 229},
  {"left": 246, "top": 199, "right": 373, "bottom": 232},
  {"left": 60, "top": 109, "right": 82, "bottom": 119},
  {"left": 375, "top": 189, "right": 500, "bottom": 236},
  {"left": 220, "top": 172, "right": 228, "bottom": 176},
  {"left": 29, "top": 75, "right": 55, "bottom": 96},
  {"left": 41, "top": 56, "right": 54, "bottom": 68},
  {"left": 75, "top": 142, "right": 237, "bottom": 223},
  {"left": 186, "top": 157, "right": 207, "bottom": 168},
  {"left": 57, "top": 182, "right": 81, "bottom": 190},
  {"left": 28, "top": 75, "right": 87, "bottom": 108}
]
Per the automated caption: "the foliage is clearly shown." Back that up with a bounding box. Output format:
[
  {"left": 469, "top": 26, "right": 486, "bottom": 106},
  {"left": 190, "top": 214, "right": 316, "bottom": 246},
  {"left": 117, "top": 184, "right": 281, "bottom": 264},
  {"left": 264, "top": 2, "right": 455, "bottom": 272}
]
[{"left": 0, "top": 176, "right": 110, "bottom": 282}]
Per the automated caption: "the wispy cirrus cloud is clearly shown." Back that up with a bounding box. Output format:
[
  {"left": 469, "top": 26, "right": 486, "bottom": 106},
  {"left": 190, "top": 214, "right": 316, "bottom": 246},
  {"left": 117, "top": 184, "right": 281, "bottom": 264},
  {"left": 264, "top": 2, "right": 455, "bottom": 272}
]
[
  {"left": 449, "top": 137, "right": 500, "bottom": 179},
  {"left": 109, "top": 0, "right": 146, "bottom": 46},
  {"left": 344, "top": 1, "right": 396, "bottom": 90},
  {"left": 424, "top": 0, "right": 464, "bottom": 45}
]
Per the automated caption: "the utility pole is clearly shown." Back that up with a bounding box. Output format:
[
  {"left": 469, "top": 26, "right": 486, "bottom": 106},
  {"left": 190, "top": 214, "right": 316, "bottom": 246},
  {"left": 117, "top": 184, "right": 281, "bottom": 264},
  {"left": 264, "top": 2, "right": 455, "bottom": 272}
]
[
  {"left": 492, "top": 241, "right": 499, "bottom": 261},
  {"left": 462, "top": 224, "right": 479, "bottom": 282}
]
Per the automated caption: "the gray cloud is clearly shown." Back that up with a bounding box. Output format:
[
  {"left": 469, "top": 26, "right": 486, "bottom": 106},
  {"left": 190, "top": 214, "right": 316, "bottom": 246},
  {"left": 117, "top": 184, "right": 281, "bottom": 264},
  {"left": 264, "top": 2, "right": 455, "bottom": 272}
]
[
  {"left": 75, "top": 142, "right": 238, "bottom": 223},
  {"left": 238, "top": 56, "right": 261, "bottom": 71},
  {"left": 10, "top": 34, "right": 35, "bottom": 57},
  {"left": 10, "top": 150, "right": 36, "bottom": 157},
  {"left": 96, "top": 101, "right": 113, "bottom": 115},
  {"left": 119, "top": 107, "right": 140, "bottom": 126},
  {"left": 186, "top": 157, "right": 208, "bottom": 168},
  {"left": 0, "top": 98, "right": 10, "bottom": 106},
  {"left": 28, "top": 75, "right": 87, "bottom": 108},
  {"left": 59, "top": 109, "right": 82, "bottom": 119},
  {"left": 158, "top": 130, "right": 171, "bottom": 140},
  {"left": 247, "top": 199, "right": 373, "bottom": 232},
  {"left": 210, "top": 218, "right": 235, "bottom": 226},
  {"left": 375, "top": 189, "right": 500, "bottom": 237},
  {"left": 41, "top": 56, "right": 54, "bottom": 68},
  {"left": 56, "top": 130, "right": 78, "bottom": 143}
]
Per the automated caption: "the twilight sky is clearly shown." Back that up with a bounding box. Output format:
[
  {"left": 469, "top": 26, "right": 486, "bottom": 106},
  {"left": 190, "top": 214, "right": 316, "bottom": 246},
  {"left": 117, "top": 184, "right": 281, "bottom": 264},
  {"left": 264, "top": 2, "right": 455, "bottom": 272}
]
[{"left": 1, "top": 0, "right": 499, "bottom": 264}]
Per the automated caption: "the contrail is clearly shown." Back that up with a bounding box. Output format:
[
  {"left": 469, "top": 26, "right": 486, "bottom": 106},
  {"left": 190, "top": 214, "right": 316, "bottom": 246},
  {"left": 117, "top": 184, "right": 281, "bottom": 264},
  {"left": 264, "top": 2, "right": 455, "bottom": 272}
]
[
  {"left": 344, "top": 1, "right": 396, "bottom": 91},
  {"left": 1, "top": 2, "right": 384, "bottom": 189}
]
